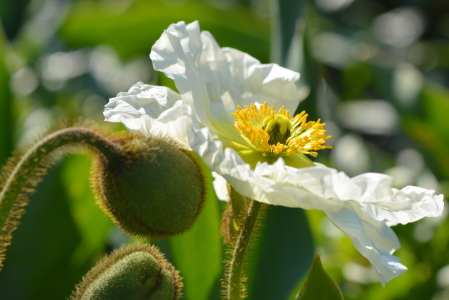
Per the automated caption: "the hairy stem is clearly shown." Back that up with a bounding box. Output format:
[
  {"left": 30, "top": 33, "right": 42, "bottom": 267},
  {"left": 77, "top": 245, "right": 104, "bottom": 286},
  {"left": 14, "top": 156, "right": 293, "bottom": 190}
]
[
  {"left": 0, "top": 126, "right": 123, "bottom": 269},
  {"left": 226, "top": 199, "right": 265, "bottom": 299}
]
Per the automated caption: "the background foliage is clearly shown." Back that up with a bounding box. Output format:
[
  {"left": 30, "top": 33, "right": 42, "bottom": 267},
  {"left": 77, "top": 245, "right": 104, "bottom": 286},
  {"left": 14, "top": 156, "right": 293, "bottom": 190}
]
[{"left": 0, "top": 0, "right": 448, "bottom": 299}]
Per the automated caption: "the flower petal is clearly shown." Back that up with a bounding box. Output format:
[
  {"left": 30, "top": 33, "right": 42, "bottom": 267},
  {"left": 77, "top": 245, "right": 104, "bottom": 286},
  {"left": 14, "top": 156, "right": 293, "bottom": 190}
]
[
  {"left": 150, "top": 21, "right": 238, "bottom": 141},
  {"left": 220, "top": 47, "right": 300, "bottom": 113},
  {"left": 256, "top": 160, "right": 444, "bottom": 221},
  {"left": 104, "top": 82, "right": 194, "bottom": 144},
  {"left": 361, "top": 186, "right": 444, "bottom": 224},
  {"left": 212, "top": 172, "right": 229, "bottom": 201},
  {"left": 150, "top": 21, "right": 301, "bottom": 144},
  {"left": 326, "top": 208, "right": 407, "bottom": 285}
]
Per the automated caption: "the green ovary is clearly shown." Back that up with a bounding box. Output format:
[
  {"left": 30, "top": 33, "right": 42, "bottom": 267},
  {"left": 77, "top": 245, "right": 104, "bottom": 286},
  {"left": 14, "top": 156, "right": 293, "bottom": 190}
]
[{"left": 262, "top": 114, "right": 292, "bottom": 145}]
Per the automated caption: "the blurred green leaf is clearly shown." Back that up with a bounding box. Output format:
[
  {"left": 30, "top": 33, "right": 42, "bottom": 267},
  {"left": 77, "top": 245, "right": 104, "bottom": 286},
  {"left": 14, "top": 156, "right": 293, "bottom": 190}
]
[
  {"left": 296, "top": 254, "right": 344, "bottom": 300},
  {"left": 169, "top": 187, "right": 222, "bottom": 300},
  {"left": 246, "top": 206, "right": 315, "bottom": 300},
  {"left": 0, "top": 0, "right": 30, "bottom": 40},
  {"left": 270, "top": 1, "right": 320, "bottom": 120},
  {"left": 421, "top": 84, "right": 449, "bottom": 146},
  {"left": 61, "top": 155, "right": 114, "bottom": 268},
  {"left": 13, "top": 0, "right": 71, "bottom": 62},
  {"left": 60, "top": 0, "right": 269, "bottom": 61},
  {"left": 294, "top": 9, "right": 320, "bottom": 120},
  {"left": 271, "top": 0, "right": 308, "bottom": 65},
  {"left": 342, "top": 62, "right": 372, "bottom": 100},
  {"left": 402, "top": 83, "right": 449, "bottom": 179},
  {"left": 0, "top": 24, "right": 13, "bottom": 166}
]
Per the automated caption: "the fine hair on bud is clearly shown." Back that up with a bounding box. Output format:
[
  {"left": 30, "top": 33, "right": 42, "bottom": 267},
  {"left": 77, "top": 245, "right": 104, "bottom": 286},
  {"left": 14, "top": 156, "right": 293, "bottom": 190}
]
[
  {"left": 71, "top": 243, "right": 183, "bottom": 300},
  {"left": 92, "top": 134, "right": 211, "bottom": 240}
]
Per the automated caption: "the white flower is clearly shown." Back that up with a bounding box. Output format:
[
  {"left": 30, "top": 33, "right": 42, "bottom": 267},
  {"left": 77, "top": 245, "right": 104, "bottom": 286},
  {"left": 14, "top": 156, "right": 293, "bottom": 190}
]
[{"left": 104, "top": 21, "right": 444, "bottom": 286}]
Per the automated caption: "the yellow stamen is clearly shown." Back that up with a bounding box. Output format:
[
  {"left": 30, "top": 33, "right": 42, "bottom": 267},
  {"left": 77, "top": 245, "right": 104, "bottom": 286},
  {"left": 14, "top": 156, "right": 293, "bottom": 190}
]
[{"left": 232, "top": 102, "right": 332, "bottom": 157}]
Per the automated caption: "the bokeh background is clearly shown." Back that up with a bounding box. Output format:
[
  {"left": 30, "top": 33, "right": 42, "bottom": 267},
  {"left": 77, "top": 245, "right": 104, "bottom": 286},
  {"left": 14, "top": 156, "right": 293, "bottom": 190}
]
[{"left": 0, "top": 0, "right": 448, "bottom": 299}]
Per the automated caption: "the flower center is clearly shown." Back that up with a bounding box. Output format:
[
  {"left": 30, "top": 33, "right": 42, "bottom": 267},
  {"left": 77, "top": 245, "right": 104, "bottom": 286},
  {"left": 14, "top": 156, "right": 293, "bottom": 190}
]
[
  {"left": 263, "top": 114, "right": 291, "bottom": 145},
  {"left": 232, "top": 102, "right": 332, "bottom": 157}
]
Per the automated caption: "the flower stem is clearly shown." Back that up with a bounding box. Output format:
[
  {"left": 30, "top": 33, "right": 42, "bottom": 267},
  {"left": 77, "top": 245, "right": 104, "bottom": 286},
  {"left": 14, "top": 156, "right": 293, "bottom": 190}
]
[
  {"left": 227, "top": 199, "right": 265, "bottom": 299},
  {"left": 0, "top": 126, "right": 123, "bottom": 270}
]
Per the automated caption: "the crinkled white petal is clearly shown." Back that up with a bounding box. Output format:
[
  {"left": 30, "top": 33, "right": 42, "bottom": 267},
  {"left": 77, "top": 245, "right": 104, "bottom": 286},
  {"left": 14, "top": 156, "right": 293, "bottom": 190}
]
[
  {"left": 255, "top": 159, "right": 444, "bottom": 223},
  {"left": 187, "top": 123, "right": 444, "bottom": 216},
  {"left": 150, "top": 21, "right": 300, "bottom": 143},
  {"left": 106, "top": 81, "right": 184, "bottom": 118},
  {"left": 212, "top": 172, "right": 229, "bottom": 201},
  {"left": 360, "top": 187, "right": 444, "bottom": 224},
  {"left": 186, "top": 124, "right": 443, "bottom": 285},
  {"left": 326, "top": 209, "right": 407, "bottom": 286},
  {"left": 219, "top": 47, "right": 300, "bottom": 113},
  {"left": 104, "top": 82, "right": 195, "bottom": 145},
  {"left": 150, "top": 21, "right": 236, "bottom": 142}
]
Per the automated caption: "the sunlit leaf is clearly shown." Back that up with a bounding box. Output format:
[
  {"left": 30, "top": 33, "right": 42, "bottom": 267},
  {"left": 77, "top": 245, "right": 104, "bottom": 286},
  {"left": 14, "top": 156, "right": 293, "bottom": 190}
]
[
  {"left": 169, "top": 184, "right": 222, "bottom": 300},
  {"left": 271, "top": 0, "right": 308, "bottom": 65},
  {"left": 402, "top": 83, "right": 449, "bottom": 179},
  {"left": 0, "top": 24, "right": 13, "bottom": 166},
  {"left": 61, "top": 155, "right": 114, "bottom": 268},
  {"left": 246, "top": 207, "right": 315, "bottom": 300},
  {"left": 60, "top": 0, "right": 269, "bottom": 62},
  {"left": 296, "top": 254, "right": 344, "bottom": 300},
  {"left": 14, "top": 0, "right": 71, "bottom": 61},
  {"left": 0, "top": 0, "right": 29, "bottom": 40}
]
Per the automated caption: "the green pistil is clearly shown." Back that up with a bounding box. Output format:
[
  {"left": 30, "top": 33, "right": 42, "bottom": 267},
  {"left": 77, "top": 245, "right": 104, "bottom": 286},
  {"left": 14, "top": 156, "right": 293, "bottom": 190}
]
[{"left": 262, "top": 114, "right": 292, "bottom": 145}]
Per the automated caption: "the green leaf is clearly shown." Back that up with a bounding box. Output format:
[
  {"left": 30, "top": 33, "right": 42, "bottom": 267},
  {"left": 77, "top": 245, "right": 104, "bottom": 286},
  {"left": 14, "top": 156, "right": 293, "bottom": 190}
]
[
  {"left": 0, "top": 24, "right": 13, "bottom": 166},
  {"left": 246, "top": 206, "right": 315, "bottom": 300},
  {"left": 271, "top": 0, "right": 308, "bottom": 65},
  {"left": 296, "top": 254, "right": 344, "bottom": 300},
  {"left": 293, "top": 10, "right": 319, "bottom": 120},
  {"left": 60, "top": 0, "right": 269, "bottom": 62},
  {"left": 0, "top": 0, "right": 30, "bottom": 40},
  {"left": 421, "top": 83, "right": 449, "bottom": 146},
  {"left": 13, "top": 0, "right": 71, "bottom": 62},
  {"left": 397, "top": 83, "right": 449, "bottom": 181},
  {"left": 168, "top": 182, "right": 222, "bottom": 300},
  {"left": 61, "top": 155, "right": 114, "bottom": 267},
  {"left": 270, "top": 1, "right": 321, "bottom": 121}
]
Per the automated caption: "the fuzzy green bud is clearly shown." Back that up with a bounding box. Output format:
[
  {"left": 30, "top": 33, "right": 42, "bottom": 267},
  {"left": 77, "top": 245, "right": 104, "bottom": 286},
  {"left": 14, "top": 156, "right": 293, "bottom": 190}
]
[
  {"left": 71, "top": 244, "right": 182, "bottom": 300},
  {"left": 93, "top": 135, "right": 212, "bottom": 239},
  {"left": 0, "top": 123, "right": 211, "bottom": 271}
]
